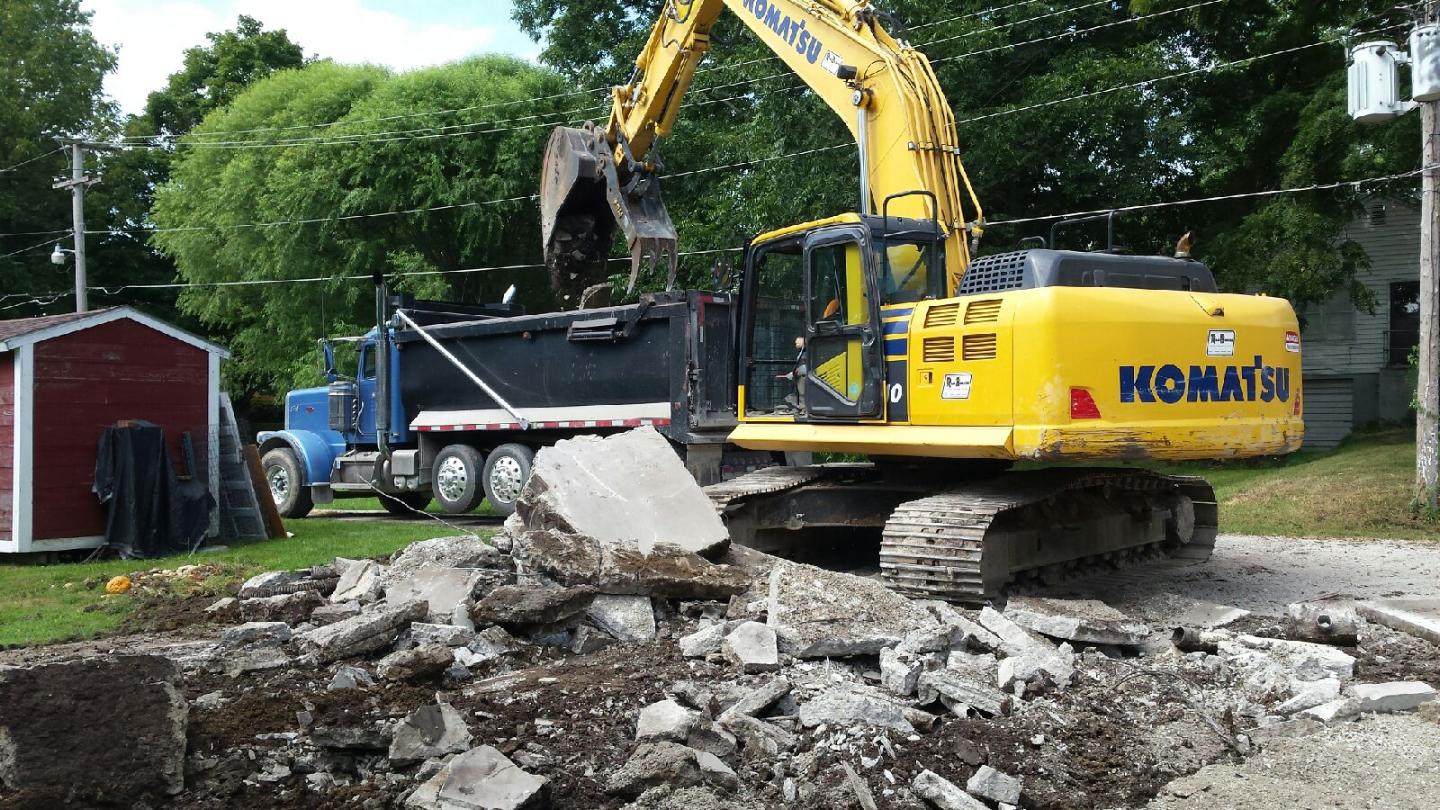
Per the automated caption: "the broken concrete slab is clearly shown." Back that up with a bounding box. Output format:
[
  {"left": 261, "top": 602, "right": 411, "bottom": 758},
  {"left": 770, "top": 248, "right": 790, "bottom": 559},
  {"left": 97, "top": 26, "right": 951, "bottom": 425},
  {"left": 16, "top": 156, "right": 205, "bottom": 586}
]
[
  {"left": 219, "top": 620, "right": 292, "bottom": 648},
  {"left": 387, "top": 564, "right": 484, "bottom": 623},
  {"left": 607, "top": 741, "right": 705, "bottom": 799},
  {"left": 997, "top": 643, "right": 1075, "bottom": 693},
  {"left": 311, "top": 601, "right": 362, "bottom": 626},
  {"left": 569, "top": 625, "right": 613, "bottom": 655},
  {"left": 412, "top": 622, "right": 476, "bottom": 648},
  {"left": 719, "top": 713, "right": 797, "bottom": 755},
  {"left": 1004, "top": 597, "right": 1151, "bottom": 646},
  {"left": 1276, "top": 677, "right": 1342, "bottom": 716},
  {"left": 408, "top": 744, "right": 547, "bottom": 810},
  {"left": 967, "top": 765, "right": 1021, "bottom": 806},
  {"left": 471, "top": 585, "right": 596, "bottom": 629},
  {"left": 331, "top": 559, "right": 385, "bottom": 603},
  {"left": 587, "top": 594, "right": 657, "bottom": 642},
  {"left": 978, "top": 606, "right": 1059, "bottom": 656},
  {"left": 918, "top": 669, "right": 1012, "bottom": 717},
  {"left": 376, "top": 643, "right": 454, "bottom": 682},
  {"left": 239, "top": 590, "right": 323, "bottom": 625},
  {"left": 1299, "top": 698, "right": 1357, "bottom": 723},
  {"left": 1221, "top": 635, "right": 1356, "bottom": 682},
  {"left": 222, "top": 644, "right": 292, "bottom": 677},
  {"left": 0, "top": 655, "right": 187, "bottom": 801},
  {"left": 915, "top": 600, "right": 1003, "bottom": 652},
  {"left": 517, "top": 428, "right": 729, "bottom": 556},
  {"left": 468, "top": 626, "right": 525, "bottom": 661},
  {"left": 718, "top": 677, "right": 791, "bottom": 721},
  {"left": 767, "top": 560, "right": 938, "bottom": 658},
  {"left": 1174, "top": 599, "right": 1251, "bottom": 630},
  {"left": 1357, "top": 598, "right": 1440, "bottom": 646},
  {"left": 723, "top": 621, "right": 780, "bottom": 673},
  {"left": 328, "top": 664, "right": 377, "bottom": 690},
  {"left": 516, "top": 529, "right": 750, "bottom": 600},
  {"left": 686, "top": 721, "right": 739, "bottom": 760},
  {"left": 637, "top": 699, "right": 699, "bottom": 742},
  {"left": 678, "top": 622, "right": 730, "bottom": 658},
  {"left": 913, "top": 770, "right": 988, "bottom": 810},
  {"left": 694, "top": 749, "right": 739, "bottom": 792},
  {"left": 239, "top": 570, "right": 315, "bottom": 599},
  {"left": 390, "top": 702, "right": 473, "bottom": 764},
  {"left": 797, "top": 684, "right": 914, "bottom": 733},
  {"left": 388, "top": 535, "right": 506, "bottom": 579},
  {"left": 1350, "top": 681, "right": 1438, "bottom": 714},
  {"left": 1284, "top": 602, "right": 1360, "bottom": 646},
  {"left": 880, "top": 647, "right": 924, "bottom": 697},
  {"left": 297, "top": 600, "right": 427, "bottom": 664}
]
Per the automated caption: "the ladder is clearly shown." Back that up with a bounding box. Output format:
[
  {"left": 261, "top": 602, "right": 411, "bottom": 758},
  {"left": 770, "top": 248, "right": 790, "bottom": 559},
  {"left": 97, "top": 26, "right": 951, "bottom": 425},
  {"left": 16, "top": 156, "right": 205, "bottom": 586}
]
[{"left": 217, "top": 393, "right": 269, "bottom": 540}]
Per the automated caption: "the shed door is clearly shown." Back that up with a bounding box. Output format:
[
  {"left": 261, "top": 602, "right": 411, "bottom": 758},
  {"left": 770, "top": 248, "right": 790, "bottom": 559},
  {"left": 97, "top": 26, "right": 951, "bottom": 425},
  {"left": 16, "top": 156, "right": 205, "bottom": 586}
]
[{"left": 1303, "top": 377, "right": 1353, "bottom": 450}]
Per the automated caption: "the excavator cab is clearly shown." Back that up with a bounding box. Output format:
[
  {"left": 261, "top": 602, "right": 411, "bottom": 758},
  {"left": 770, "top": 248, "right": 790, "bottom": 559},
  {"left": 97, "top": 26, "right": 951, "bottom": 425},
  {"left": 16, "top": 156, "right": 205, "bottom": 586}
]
[{"left": 738, "top": 213, "right": 945, "bottom": 424}]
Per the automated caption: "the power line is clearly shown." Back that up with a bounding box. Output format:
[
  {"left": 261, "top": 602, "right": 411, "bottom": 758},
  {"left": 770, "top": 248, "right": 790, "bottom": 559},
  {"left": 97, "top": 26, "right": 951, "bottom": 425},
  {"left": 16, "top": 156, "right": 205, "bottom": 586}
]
[
  {"left": 0, "top": 234, "right": 66, "bottom": 260},
  {"left": 986, "top": 166, "right": 1430, "bottom": 228},
  {"left": 0, "top": 147, "right": 65, "bottom": 175}
]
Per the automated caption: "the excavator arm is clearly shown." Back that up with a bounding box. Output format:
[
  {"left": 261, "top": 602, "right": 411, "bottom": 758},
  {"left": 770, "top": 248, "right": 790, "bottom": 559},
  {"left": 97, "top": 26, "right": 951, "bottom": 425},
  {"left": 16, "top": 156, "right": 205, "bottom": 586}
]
[{"left": 540, "top": 0, "right": 984, "bottom": 297}]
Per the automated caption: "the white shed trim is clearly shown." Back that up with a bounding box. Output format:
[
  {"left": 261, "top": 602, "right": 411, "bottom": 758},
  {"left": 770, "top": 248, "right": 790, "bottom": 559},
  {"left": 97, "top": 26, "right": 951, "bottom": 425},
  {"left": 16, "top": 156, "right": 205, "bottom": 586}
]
[
  {"left": 12, "top": 344, "right": 34, "bottom": 553},
  {"left": 0, "top": 306, "right": 230, "bottom": 358}
]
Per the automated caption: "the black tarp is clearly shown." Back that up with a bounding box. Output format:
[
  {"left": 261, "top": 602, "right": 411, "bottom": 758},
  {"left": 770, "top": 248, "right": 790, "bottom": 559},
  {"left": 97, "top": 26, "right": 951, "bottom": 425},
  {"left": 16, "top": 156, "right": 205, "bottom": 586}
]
[{"left": 92, "top": 422, "right": 213, "bottom": 557}]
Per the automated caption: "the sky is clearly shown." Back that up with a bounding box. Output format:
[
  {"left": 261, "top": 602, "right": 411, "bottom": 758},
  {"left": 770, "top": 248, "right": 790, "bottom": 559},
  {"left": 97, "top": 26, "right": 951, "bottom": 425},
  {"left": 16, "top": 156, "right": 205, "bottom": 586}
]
[{"left": 85, "top": 0, "right": 543, "bottom": 115}]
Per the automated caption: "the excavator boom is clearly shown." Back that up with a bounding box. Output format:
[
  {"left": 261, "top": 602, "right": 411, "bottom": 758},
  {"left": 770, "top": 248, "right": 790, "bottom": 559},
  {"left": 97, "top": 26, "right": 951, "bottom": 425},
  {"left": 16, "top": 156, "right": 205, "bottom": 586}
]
[{"left": 539, "top": 0, "right": 983, "bottom": 296}]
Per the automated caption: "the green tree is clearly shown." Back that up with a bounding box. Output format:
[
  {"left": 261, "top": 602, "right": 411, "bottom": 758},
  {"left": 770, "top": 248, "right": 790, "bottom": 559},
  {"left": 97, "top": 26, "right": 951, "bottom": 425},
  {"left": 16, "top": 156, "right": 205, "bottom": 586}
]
[
  {"left": 151, "top": 57, "right": 571, "bottom": 395},
  {"left": 510, "top": 0, "right": 1417, "bottom": 309},
  {"left": 0, "top": 0, "right": 115, "bottom": 306}
]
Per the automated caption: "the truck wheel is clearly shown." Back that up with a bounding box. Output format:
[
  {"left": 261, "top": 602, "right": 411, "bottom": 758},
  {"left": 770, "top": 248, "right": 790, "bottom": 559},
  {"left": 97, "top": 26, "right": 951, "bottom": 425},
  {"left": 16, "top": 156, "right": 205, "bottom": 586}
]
[
  {"left": 482, "top": 443, "right": 534, "bottom": 517},
  {"left": 380, "top": 492, "right": 433, "bottom": 517},
  {"left": 433, "top": 444, "right": 485, "bottom": 514},
  {"left": 261, "top": 447, "right": 313, "bottom": 519}
]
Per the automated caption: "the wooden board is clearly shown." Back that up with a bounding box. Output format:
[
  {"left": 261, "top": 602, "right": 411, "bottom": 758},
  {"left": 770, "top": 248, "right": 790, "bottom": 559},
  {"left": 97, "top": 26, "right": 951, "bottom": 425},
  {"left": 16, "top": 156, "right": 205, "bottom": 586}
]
[{"left": 243, "top": 444, "right": 287, "bottom": 539}]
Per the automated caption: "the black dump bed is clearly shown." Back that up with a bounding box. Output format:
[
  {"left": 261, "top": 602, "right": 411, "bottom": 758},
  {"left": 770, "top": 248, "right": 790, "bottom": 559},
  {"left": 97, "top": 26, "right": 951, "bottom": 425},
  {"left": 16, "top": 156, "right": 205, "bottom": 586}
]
[{"left": 391, "top": 290, "right": 737, "bottom": 444}]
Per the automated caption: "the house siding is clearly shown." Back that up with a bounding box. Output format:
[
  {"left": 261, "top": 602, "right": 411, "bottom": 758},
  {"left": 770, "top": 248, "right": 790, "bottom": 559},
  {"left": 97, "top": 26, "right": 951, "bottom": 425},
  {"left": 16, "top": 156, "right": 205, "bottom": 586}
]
[
  {"left": 0, "top": 353, "right": 12, "bottom": 538},
  {"left": 1300, "top": 200, "right": 1419, "bottom": 448}
]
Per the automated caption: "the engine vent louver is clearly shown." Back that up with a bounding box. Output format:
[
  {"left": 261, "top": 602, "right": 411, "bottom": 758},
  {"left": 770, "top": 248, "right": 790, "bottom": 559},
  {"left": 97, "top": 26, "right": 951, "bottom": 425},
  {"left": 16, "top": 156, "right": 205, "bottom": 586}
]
[
  {"left": 964, "top": 299, "right": 1002, "bottom": 324},
  {"left": 922, "top": 337, "right": 955, "bottom": 363},
  {"left": 962, "top": 333, "right": 998, "bottom": 360},
  {"left": 924, "top": 303, "right": 961, "bottom": 328},
  {"left": 959, "top": 251, "right": 1028, "bottom": 294}
]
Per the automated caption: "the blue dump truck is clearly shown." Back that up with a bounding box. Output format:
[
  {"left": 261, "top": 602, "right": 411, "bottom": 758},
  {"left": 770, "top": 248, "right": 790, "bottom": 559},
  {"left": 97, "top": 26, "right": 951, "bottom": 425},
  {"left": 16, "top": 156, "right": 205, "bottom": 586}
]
[{"left": 258, "top": 291, "right": 779, "bottom": 518}]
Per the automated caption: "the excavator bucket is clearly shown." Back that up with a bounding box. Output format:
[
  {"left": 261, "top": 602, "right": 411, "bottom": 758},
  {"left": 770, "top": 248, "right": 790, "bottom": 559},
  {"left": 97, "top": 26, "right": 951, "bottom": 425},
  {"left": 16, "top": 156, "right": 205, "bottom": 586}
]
[{"left": 540, "top": 123, "right": 678, "bottom": 298}]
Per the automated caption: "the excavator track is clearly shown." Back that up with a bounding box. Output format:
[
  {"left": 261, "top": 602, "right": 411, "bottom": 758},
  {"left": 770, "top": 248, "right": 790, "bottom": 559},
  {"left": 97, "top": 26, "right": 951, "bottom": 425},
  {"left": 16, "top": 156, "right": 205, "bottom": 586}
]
[
  {"left": 879, "top": 468, "right": 1217, "bottom": 603},
  {"left": 705, "top": 465, "right": 841, "bottom": 512}
]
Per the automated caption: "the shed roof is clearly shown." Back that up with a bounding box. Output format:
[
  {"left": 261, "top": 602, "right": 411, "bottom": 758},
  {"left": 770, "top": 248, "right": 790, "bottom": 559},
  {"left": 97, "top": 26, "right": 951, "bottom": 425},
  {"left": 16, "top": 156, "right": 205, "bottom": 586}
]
[{"left": 0, "top": 306, "right": 230, "bottom": 357}]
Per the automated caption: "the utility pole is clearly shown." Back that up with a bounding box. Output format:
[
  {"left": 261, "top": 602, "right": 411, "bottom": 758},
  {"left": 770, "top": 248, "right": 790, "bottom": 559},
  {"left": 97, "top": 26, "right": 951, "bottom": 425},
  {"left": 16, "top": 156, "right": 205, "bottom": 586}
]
[
  {"left": 1419, "top": 3, "right": 1440, "bottom": 513},
  {"left": 1349, "top": 11, "right": 1440, "bottom": 512},
  {"left": 51, "top": 139, "right": 99, "bottom": 313}
]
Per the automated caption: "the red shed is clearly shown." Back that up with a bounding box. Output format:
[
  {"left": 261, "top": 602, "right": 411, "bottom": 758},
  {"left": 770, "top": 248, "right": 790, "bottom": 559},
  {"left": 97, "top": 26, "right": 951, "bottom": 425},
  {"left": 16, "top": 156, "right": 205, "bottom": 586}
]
[{"left": 0, "top": 307, "right": 229, "bottom": 554}]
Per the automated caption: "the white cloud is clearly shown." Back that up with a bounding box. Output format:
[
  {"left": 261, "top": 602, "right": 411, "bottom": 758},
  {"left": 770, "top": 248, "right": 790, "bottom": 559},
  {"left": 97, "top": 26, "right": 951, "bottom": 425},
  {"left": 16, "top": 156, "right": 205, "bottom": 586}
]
[{"left": 85, "top": 0, "right": 540, "bottom": 115}]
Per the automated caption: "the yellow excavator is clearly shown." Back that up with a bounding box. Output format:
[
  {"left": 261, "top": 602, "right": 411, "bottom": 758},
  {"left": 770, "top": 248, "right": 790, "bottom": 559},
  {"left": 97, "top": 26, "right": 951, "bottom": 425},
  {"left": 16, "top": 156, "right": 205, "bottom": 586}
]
[{"left": 540, "top": 0, "right": 1304, "bottom": 601}]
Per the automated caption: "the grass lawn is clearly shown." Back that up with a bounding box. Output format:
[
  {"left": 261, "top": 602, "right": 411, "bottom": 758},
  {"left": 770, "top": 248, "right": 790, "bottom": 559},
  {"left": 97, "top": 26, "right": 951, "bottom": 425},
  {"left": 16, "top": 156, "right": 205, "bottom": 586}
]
[
  {"left": 0, "top": 518, "right": 467, "bottom": 648},
  {"left": 1143, "top": 427, "right": 1434, "bottom": 540}
]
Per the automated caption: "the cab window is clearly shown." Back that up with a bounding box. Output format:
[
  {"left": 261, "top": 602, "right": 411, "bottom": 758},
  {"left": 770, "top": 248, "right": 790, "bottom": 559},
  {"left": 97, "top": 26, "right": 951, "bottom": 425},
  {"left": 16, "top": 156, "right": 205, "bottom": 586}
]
[
  {"left": 360, "top": 345, "right": 377, "bottom": 380},
  {"left": 879, "top": 239, "right": 941, "bottom": 304},
  {"left": 744, "top": 242, "right": 805, "bottom": 415}
]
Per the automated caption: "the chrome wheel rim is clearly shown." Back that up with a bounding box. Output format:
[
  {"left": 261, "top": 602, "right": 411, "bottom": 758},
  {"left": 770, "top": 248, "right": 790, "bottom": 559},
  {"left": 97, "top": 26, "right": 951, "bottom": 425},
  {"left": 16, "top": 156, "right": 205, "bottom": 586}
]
[
  {"left": 437, "top": 455, "right": 469, "bottom": 503},
  {"left": 489, "top": 455, "right": 525, "bottom": 504},
  {"left": 266, "top": 465, "right": 290, "bottom": 506}
]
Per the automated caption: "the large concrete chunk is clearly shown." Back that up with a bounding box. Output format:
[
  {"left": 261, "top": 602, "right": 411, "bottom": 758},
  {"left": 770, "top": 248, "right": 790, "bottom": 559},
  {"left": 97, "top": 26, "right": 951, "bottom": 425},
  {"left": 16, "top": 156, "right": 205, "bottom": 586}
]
[
  {"left": 376, "top": 643, "right": 454, "bottom": 682},
  {"left": 607, "top": 741, "right": 704, "bottom": 799},
  {"left": 386, "top": 564, "right": 483, "bottom": 623},
  {"left": 798, "top": 684, "right": 914, "bottom": 733},
  {"left": 388, "top": 535, "right": 506, "bottom": 579},
  {"left": 586, "top": 594, "right": 657, "bottom": 641},
  {"left": 1220, "top": 635, "right": 1356, "bottom": 682},
  {"left": 1350, "top": 681, "right": 1438, "bottom": 714},
  {"left": 967, "top": 765, "right": 1021, "bottom": 805},
  {"left": 408, "top": 745, "right": 547, "bottom": 810},
  {"left": 390, "top": 702, "right": 473, "bottom": 764},
  {"left": 918, "top": 669, "right": 1012, "bottom": 717},
  {"left": 517, "top": 428, "right": 729, "bottom": 556},
  {"left": 297, "top": 600, "right": 427, "bottom": 664},
  {"left": 0, "top": 655, "right": 188, "bottom": 801},
  {"left": 1357, "top": 598, "right": 1440, "bottom": 646},
  {"left": 1003, "top": 597, "right": 1151, "bottom": 646},
  {"left": 723, "top": 621, "right": 780, "bottom": 673},
  {"left": 516, "top": 530, "right": 750, "bottom": 600},
  {"left": 239, "top": 590, "right": 323, "bottom": 624},
  {"left": 636, "top": 699, "right": 699, "bottom": 742},
  {"left": 471, "top": 585, "right": 595, "bottom": 629},
  {"left": 913, "top": 770, "right": 988, "bottom": 810},
  {"left": 331, "top": 559, "right": 385, "bottom": 603},
  {"left": 767, "top": 560, "right": 938, "bottom": 658}
]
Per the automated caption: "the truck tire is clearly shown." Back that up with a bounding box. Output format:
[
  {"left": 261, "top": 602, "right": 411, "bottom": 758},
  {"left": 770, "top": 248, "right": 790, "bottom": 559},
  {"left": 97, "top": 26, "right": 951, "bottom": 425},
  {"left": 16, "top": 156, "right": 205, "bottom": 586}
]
[
  {"left": 380, "top": 492, "right": 433, "bottom": 517},
  {"left": 482, "top": 443, "right": 535, "bottom": 517},
  {"left": 261, "top": 447, "right": 314, "bottom": 519},
  {"left": 433, "top": 444, "right": 485, "bottom": 514}
]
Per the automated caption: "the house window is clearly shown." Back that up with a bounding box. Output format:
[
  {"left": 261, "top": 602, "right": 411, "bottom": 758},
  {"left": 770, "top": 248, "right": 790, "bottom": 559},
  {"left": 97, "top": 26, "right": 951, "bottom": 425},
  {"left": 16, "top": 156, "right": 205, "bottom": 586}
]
[
  {"left": 1300, "top": 291, "right": 1356, "bottom": 343},
  {"left": 1389, "top": 280, "right": 1420, "bottom": 367}
]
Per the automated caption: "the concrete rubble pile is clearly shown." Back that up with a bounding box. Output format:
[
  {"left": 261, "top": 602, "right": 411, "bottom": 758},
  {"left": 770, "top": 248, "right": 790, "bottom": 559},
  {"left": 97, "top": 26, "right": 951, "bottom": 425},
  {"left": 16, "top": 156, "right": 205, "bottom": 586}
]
[{"left": 2, "top": 429, "right": 1439, "bottom": 809}]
